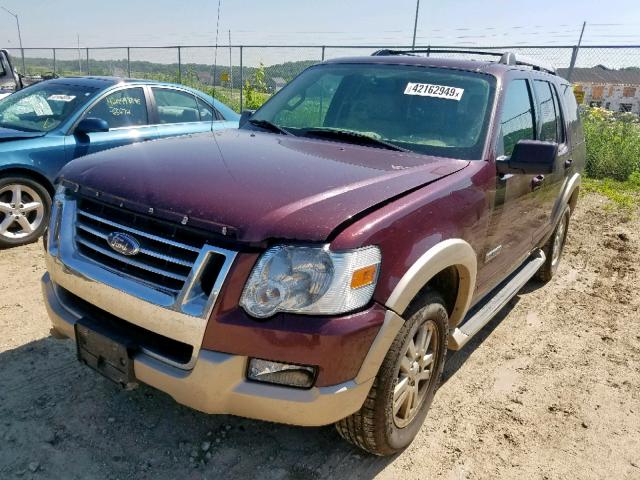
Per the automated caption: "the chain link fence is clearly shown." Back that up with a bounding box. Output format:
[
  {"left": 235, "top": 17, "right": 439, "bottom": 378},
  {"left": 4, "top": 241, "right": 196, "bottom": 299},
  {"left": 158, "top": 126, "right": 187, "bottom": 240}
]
[{"left": 5, "top": 44, "right": 640, "bottom": 112}]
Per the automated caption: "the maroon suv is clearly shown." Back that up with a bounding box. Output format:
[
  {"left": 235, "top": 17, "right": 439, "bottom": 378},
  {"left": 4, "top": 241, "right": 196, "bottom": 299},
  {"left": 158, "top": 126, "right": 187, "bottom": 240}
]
[{"left": 42, "top": 50, "right": 584, "bottom": 455}]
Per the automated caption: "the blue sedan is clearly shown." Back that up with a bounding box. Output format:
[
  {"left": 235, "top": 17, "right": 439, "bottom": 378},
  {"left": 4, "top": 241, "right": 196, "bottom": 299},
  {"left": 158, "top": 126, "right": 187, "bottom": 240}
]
[{"left": 0, "top": 76, "right": 239, "bottom": 247}]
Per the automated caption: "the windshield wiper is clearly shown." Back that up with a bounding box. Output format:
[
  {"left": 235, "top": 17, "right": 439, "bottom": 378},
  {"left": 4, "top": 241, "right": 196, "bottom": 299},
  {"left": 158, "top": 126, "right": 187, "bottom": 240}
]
[
  {"left": 247, "top": 119, "right": 292, "bottom": 136},
  {"left": 300, "top": 128, "right": 408, "bottom": 152}
]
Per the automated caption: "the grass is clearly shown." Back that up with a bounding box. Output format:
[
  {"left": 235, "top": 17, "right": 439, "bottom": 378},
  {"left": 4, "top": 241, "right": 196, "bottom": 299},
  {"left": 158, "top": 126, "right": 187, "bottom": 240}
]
[
  {"left": 582, "top": 175, "right": 640, "bottom": 212},
  {"left": 581, "top": 107, "right": 640, "bottom": 213}
]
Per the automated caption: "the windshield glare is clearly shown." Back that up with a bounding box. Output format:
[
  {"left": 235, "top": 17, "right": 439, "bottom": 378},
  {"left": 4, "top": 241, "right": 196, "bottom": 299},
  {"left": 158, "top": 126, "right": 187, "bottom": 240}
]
[
  {"left": 0, "top": 83, "right": 99, "bottom": 132},
  {"left": 251, "top": 63, "right": 495, "bottom": 160}
]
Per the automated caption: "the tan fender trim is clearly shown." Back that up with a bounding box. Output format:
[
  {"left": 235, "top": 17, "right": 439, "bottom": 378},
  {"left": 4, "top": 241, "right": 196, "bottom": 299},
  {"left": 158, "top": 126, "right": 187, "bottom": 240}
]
[
  {"left": 553, "top": 173, "right": 581, "bottom": 221},
  {"left": 385, "top": 239, "right": 477, "bottom": 328},
  {"left": 354, "top": 309, "right": 405, "bottom": 384}
]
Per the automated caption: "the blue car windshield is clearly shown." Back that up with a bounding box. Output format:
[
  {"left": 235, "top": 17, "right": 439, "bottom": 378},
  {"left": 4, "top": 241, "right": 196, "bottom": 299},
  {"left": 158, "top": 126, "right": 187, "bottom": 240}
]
[{"left": 0, "top": 83, "right": 99, "bottom": 133}]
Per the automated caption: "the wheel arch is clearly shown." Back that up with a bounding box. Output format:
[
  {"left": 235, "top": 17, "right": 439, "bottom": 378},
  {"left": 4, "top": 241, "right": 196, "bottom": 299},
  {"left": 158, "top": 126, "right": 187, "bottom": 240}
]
[
  {"left": 385, "top": 239, "right": 477, "bottom": 328},
  {"left": 0, "top": 166, "right": 55, "bottom": 198},
  {"left": 553, "top": 172, "right": 581, "bottom": 223}
]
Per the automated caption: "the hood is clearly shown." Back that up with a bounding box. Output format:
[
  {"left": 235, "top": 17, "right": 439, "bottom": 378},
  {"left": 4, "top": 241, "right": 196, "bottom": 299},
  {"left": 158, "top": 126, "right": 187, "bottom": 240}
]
[
  {"left": 0, "top": 127, "right": 46, "bottom": 142},
  {"left": 60, "top": 129, "right": 469, "bottom": 244}
]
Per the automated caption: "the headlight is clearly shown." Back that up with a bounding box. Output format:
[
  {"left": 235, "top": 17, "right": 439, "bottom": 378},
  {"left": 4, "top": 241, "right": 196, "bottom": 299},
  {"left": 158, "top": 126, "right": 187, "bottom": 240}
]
[{"left": 240, "top": 245, "right": 381, "bottom": 318}]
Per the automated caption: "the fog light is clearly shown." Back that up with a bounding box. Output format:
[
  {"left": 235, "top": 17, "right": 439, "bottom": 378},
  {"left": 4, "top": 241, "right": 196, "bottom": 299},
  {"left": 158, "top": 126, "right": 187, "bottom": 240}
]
[{"left": 247, "top": 358, "right": 316, "bottom": 389}]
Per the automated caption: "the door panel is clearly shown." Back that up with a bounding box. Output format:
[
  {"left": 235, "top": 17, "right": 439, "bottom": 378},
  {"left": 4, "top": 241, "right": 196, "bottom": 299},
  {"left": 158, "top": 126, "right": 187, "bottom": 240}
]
[
  {"left": 530, "top": 80, "right": 567, "bottom": 246},
  {"left": 476, "top": 78, "right": 539, "bottom": 296},
  {"left": 65, "top": 125, "right": 158, "bottom": 160}
]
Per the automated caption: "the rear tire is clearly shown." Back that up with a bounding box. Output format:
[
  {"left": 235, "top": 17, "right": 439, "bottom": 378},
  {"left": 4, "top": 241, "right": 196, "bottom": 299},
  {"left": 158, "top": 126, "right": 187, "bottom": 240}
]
[
  {"left": 536, "top": 205, "right": 571, "bottom": 283},
  {"left": 335, "top": 291, "right": 448, "bottom": 456},
  {"left": 0, "top": 176, "right": 51, "bottom": 248}
]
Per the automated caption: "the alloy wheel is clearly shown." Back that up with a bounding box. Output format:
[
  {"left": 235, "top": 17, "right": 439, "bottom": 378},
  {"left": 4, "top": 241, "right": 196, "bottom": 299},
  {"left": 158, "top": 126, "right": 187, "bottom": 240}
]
[
  {"left": 0, "top": 183, "right": 46, "bottom": 240},
  {"left": 393, "top": 319, "right": 439, "bottom": 428}
]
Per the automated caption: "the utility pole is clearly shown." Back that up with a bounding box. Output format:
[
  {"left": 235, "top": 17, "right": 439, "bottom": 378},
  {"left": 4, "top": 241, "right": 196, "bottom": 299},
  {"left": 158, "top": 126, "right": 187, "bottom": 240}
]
[
  {"left": 411, "top": 0, "right": 420, "bottom": 50},
  {"left": 1, "top": 6, "right": 25, "bottom": 74},
  {"left": 567, "top": 21, "right": 586, "bottom": 82}
]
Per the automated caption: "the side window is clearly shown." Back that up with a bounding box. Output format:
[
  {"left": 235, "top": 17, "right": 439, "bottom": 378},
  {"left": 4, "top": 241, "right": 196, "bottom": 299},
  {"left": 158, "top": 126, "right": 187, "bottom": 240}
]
[
  {"left": 196, "top": 98, "right": 221, "bottom": 122},
  {"left": 153, "top": 88, "right": 201, "bottom": 124},
  {"left": 85, "top": 88, "right": 147, "bottom": 129},
  {"left": 499, "top": 79, "right": 535, "bottom": 157},
  {"left": 533, "top": 80, "right": 560, "bottom": 143},
  {"left": 560, "top": 84, "right": 579, "bottom": 124}
]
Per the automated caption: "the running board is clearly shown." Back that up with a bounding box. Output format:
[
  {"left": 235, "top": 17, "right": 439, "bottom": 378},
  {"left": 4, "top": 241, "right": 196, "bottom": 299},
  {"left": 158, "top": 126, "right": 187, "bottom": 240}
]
[{"left": 449, "top": 249, "right": 546, "bottom": 350}]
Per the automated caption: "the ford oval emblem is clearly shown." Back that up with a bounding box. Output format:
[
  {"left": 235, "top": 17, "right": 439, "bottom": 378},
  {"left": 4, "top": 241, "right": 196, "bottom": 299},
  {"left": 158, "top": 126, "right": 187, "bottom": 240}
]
[{"left": 107, "top": 232, "right": 141, "bottom": 256}]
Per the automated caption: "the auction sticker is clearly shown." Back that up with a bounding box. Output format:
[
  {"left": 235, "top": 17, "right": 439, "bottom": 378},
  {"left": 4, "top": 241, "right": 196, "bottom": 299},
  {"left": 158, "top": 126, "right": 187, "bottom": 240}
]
[
  {"left": 47, "top": 94, "right": 76, "bottom": 102},
  {"left": 404, "top": 83, "right": 464, "bottom": 101}
]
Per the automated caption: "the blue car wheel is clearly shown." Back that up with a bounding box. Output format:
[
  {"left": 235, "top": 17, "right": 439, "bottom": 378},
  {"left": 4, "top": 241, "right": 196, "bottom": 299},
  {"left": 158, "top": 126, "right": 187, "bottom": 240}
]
[{"left": 0, "top": 176, "right": 51, "bottom": 248}]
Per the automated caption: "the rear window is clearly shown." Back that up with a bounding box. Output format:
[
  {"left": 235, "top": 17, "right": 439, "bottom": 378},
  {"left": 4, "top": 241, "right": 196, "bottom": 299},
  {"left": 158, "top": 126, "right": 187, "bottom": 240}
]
[{"left": 252, "top": 63, "right": 496, "bottom": 160}]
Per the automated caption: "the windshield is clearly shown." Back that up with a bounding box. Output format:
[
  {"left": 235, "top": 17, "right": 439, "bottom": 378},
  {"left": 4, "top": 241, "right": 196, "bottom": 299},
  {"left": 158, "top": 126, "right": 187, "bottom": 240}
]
[
  {"left": 0, "top": 82, "right": 99, "bottom": 132},
  {"left": 250, "top": 63, "right": 496, "bottom": 160}
]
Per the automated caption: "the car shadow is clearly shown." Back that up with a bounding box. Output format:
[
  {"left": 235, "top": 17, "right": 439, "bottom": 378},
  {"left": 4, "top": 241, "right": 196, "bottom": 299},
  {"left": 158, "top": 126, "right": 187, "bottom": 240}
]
[
  {"left": 0, "top": 336, "right": 396, "bottom": 479},
  {"left": 442, "top": 285, "right": 542, "bottom": 384}
]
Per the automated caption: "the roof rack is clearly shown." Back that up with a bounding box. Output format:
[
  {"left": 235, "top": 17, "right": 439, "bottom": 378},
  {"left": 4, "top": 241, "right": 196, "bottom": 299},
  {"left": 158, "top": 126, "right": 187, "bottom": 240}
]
[{"left": 371, "top": 48, "right": 556, "bottom": 75}]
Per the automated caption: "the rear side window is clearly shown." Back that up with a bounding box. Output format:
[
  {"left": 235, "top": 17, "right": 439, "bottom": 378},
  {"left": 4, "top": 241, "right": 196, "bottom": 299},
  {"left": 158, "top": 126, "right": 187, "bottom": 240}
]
[
  {"left": 533, "top": 80, "right": 562, "bottom": 143},
  {"left": 499, "top": 79, "right": 535, "bottom": 156},
  {"left": 560, "top": 84, "right": 579, "bottom": 124},
  {"left": 153, "top": 88, "right": 201, "bottom": 124},
  {"left": 196, "top": 98, "right": 220, "bottom": 122},
  {"left": 85, "top": 88, "right": 148, "bottom": 129}
]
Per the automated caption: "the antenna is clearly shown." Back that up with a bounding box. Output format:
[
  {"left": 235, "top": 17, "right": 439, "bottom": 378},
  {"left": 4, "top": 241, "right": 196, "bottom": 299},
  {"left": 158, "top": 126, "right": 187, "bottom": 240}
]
[{"left": 211, "top": 0, "right": 222, "bottom": 132}]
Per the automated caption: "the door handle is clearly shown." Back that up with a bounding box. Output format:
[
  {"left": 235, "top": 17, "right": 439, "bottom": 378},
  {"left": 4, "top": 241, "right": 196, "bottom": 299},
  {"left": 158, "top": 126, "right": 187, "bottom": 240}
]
[
  {"left": 564, "top": 158, "right": 573, "bottom": 169},
  {"left": 531, "top": 175, "right": 545, "bottom": 191}
]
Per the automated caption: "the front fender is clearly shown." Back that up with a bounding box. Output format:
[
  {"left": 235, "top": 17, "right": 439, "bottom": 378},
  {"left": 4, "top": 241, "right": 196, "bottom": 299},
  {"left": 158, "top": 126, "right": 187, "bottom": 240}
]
[{"left": 385, "top": 238, "right": 477, "bottom": 327}]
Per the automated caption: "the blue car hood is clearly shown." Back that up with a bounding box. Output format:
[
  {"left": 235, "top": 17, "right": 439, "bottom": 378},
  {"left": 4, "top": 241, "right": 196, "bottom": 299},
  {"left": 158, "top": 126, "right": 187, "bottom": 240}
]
[{"left": 0, "top": 127, "right": 46, "bottom": 142}]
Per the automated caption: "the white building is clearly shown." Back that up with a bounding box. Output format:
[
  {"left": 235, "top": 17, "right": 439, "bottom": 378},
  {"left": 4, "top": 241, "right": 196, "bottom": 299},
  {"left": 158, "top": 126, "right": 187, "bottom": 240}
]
[{"left": 558, "top": 65, "right": 640, "bottom": 114}]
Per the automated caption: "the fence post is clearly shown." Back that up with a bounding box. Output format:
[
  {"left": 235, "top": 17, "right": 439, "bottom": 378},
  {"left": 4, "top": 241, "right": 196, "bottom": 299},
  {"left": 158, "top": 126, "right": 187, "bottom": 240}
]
[
  {"left": 127, "top": 47, "right": 131, "bottom": 77},
  {"left": 86, "top": 48, "right": 90, "bottom": 75},
  {"left": 321, "top": 46, "right": 325, "bottom": 61},
  {"left": 567, "top": 46, "right": 579, "bottom": 83},
  {"left": 177, "top": 46, "right": 182, "bottom": 83},
  {"left": 52, "top": 48, "right": 56, "bottom": 76},
  {"left": 20, "top": 47, "right": 25, "bottom": 75},
  {"left": 239, "top": 46, "right": 244, "bottom": 111}
]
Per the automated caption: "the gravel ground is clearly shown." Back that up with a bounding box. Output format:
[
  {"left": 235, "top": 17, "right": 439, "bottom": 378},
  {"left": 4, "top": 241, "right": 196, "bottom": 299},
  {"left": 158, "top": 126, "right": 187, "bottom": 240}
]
[{"left": 0, "top": 192, "right": 639, "bottom": 480}]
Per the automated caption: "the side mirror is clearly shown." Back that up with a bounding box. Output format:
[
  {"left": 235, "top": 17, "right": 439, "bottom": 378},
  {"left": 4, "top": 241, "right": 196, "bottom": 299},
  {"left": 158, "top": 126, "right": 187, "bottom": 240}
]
[
  {"left": 239, "top": 109, "right": 255, "bottom": 128},
  {"left": 75, "top": 117, "right": 109, "bottom": 134},
  {"left": 496, "top": 139, "right": 558, "bottom": 175}
]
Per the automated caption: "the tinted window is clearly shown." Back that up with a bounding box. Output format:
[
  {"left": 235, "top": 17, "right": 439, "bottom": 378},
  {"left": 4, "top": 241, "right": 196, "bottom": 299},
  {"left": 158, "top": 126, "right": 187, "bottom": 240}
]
[
  {"left": 153, "top": 88, "right": 201, "bottom": 124},
  {"left": 560, "top": 84, "right": 579, "bottom": 124},
  {"left": 85, "top": 88, "right": 147, "bottom": 129},
  {"left": 533, "top": 80, "right": 560, "bottom": 143},
  {"left": 252, "top": 64, "right": 495, "bottom": 160},
  {"left": 0, "top": 82, "right": 98, "bottom": 132},
  {"left": 499, "top": 79, "right": 535, "bottom": 156}
]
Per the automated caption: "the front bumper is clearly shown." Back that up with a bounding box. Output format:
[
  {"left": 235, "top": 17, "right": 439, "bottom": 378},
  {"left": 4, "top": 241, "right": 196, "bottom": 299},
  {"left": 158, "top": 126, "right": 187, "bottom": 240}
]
[{"left": 43, "top": 272, "right": 393, "bottom": 426}]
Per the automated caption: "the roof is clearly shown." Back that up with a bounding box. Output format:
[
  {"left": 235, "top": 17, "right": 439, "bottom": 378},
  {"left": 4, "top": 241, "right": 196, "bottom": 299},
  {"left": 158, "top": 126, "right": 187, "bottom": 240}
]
[
  {"left": 324, "top": 55, "right": 560, "bottom": 80},
  {"left": 46, "top": 76, "right": 131, "bottom": 88},
  {"left": 557, "top": 65, "right": 640, "bottom": 85}
]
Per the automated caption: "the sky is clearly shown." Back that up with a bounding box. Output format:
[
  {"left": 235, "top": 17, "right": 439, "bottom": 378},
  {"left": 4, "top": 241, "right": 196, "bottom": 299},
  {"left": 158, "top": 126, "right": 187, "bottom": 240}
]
[
  {"left": 1, "top": 0, "right": 639, "bottom": 48},
  {"left": 0, "top": 0, "right": 639, "bottom": 68}
]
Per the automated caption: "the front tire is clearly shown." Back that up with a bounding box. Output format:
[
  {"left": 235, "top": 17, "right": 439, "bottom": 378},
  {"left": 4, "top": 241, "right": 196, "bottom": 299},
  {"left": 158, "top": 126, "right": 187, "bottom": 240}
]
[
  {"left": 0, "top": 177, "right": 51, "bottom": 248},
  {"left": 335, "top": 291, "right": 448, "bottom": 456}
]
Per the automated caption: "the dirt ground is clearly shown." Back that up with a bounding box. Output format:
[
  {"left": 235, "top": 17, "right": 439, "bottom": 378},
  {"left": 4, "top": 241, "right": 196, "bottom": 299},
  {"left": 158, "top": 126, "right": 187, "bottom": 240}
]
[{"left": 0, "top": 192, "right": 638, "bottom": 480}]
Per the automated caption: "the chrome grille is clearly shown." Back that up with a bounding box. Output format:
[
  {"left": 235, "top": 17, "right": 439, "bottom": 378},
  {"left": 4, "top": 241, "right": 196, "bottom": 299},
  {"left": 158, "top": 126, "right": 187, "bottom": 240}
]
[{"left": 74, "top": 196, "right": 217, "bottom": 294}]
